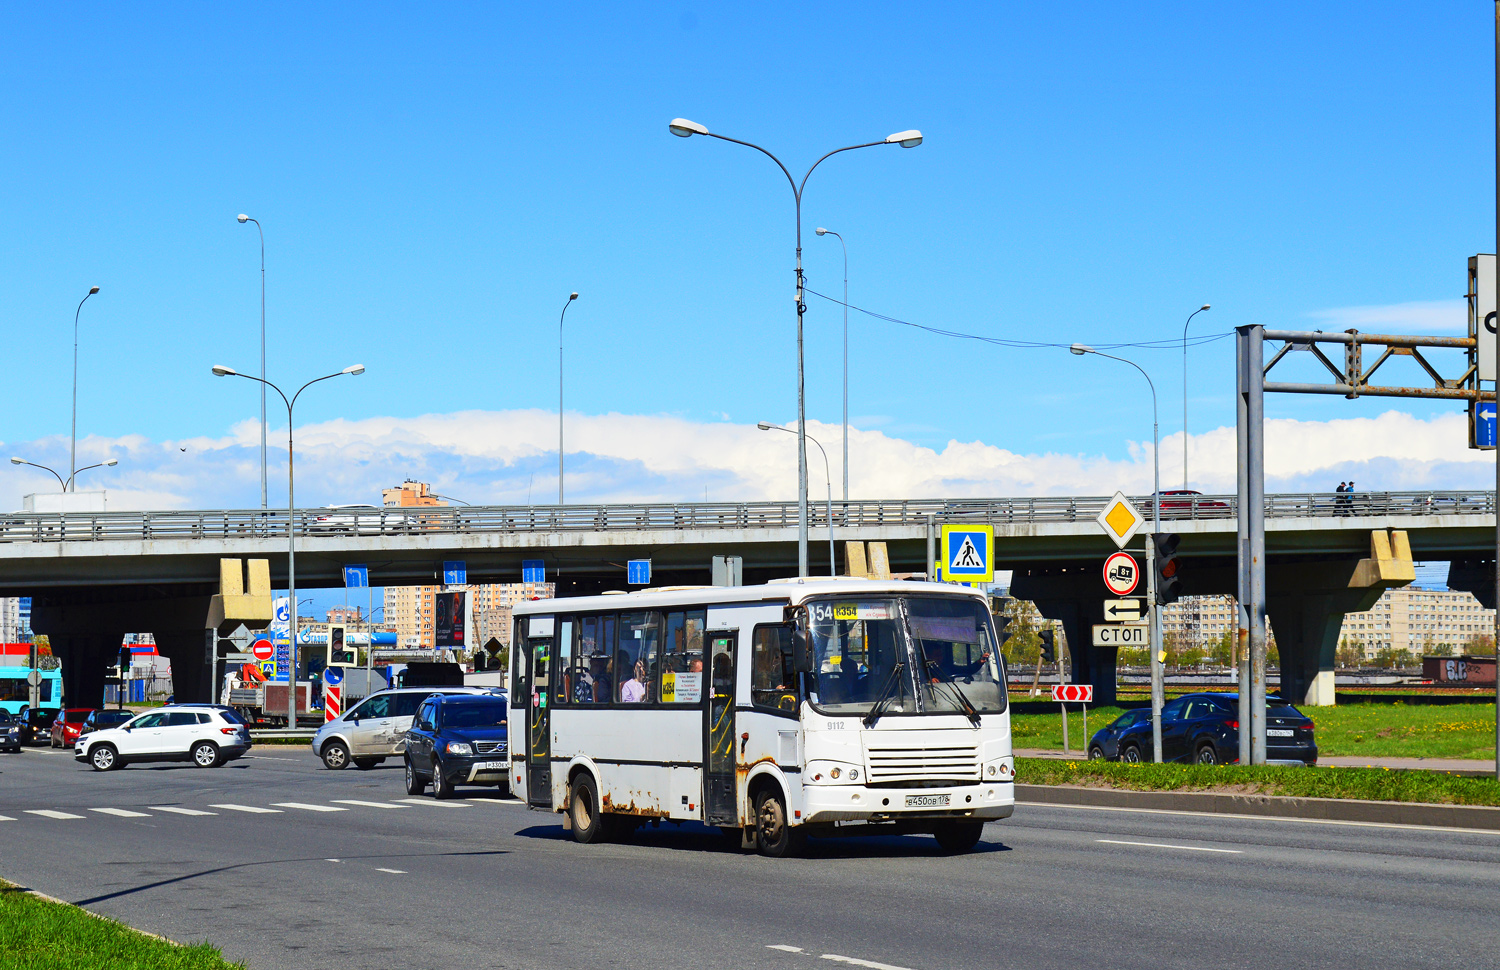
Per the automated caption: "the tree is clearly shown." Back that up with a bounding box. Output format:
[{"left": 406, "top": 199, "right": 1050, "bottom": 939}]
[
  {"left": 1463, "top": 634, "right": 1496, "bottom": 657},
  {"left": 1335, "top": 638, "right": 1363, "bottom": 669},
  {"left": 997, "top": 598, "right": 1044, "bottom": 665}
]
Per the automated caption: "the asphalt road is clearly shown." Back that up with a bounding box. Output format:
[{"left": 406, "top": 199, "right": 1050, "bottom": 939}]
[{"left": 2, "top": 743, "right": 1499, "bottom": 970}]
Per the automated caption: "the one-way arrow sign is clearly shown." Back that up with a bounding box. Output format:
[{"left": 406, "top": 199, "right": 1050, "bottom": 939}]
[{"left": 1103, "top": 598, "right": 1144, "bottom": 622}]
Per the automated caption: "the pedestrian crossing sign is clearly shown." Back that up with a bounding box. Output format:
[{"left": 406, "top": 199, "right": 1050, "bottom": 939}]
[{"left": 940, "top": 525, "right": 994, "bottom": 583}]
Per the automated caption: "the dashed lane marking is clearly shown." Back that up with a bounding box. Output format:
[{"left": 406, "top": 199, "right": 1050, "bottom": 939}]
[
  {"left": 375, "top": 868, "right": 406, "bottom": 874},
  {"left": 272, "top": 802, "right": 348, "bottom": 813},
  {"left": 90, "top": 808, "right": 150, "bottom": 818},
  {"left": 0, "top": 815, "right": 13, "bottom": 822},
  {"left": 211, "top": 804, "right": 283, "bottom": 814},
  {"left": 332, "top": 800, "right": 408, "bottom": 809},
  {"left": 148, "top": 807, "right": 217, "bottom": 816},
  {"left": 1096, "top": 838, "right": 1243, "bottom": 854},
  {"left": 25, "top": 810, "right": 86, "bottom": 820},
  {"left": 821, "top": 954, "right": 918, "bottom": 970},
  {"left": 393, "top": 798, "right": 469, "bottom": 808},
  {"left": 767, "top": 945, "right": 805, "bottom": 953}
]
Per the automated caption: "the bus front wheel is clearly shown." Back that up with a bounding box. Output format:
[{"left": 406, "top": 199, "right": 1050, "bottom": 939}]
[
  {"left": 933, "top": 821, "right": 984, "bottom": 853},
  {"left": 569, "top": 774, "right": 607, "bottom": 844},
  {"left": 754, "top": 789, "right": 806, "bottom": 858}
]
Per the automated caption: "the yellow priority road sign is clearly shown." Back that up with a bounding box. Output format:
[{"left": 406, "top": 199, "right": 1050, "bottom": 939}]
[{"left": 1096, "top": 491, "right": 1145, "bottom": 549}]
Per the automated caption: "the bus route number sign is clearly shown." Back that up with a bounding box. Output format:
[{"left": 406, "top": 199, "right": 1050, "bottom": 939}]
[{"left": 813, "top": 603, "right": 892, "bottom": 623}]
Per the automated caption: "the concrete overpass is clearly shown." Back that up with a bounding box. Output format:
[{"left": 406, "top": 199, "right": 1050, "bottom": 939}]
[{"left": 3, "top": 490, "right": 1493, "bottom": 709}]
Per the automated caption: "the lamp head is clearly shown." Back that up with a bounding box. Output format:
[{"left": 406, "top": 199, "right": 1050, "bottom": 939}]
[
  {"left": 756, "top": 421, "right": 775, "bottom": 431},
  {"left": 211, "top": 364, "right": 236, "bottom": 377},
  {"left": 570, "top": 292, "right": 579, "bottom": 300},
  {"left": 815, "top": 227, "right": 828, "bottom": 236},
  {"left": 237, "top": 214, "right": 249, "bottom": 223},
  {"left": 88, "top": 286, "right": 100, "bottom": 295},
  {"left": 1070, "top": 344, "right": 1093, "bottom": 356},
  {"left": 1201, "top": 304, "right": 1212, "bottom": 311},
  {"left": 669, "top": 117, "right": 709, "bottom": 138},
  {"left": 885, "top": 129, "right": 923, "bottom": 148},
  {"left": 103, "top": 459, "right": 118, "bottom": 467},
  {"left": 343, "top": 364, "right": 366, "bottom": 376},
  {"left": 9, "top": 457, "right": 23, "bottom": 465}
]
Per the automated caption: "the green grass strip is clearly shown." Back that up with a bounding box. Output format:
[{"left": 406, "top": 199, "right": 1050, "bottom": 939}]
[
  {"left": 0, "top": 881, "right": 244, "bottom": 970},
  {"left": 1017, "top": 757, "right": 1500, "bottom": 806}
]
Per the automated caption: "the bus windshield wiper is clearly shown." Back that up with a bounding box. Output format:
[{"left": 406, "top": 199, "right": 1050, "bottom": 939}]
[
  {"left": 927, "top": 666, "right": 981, "bottom": 727},
  {"left": 862, "top": 662, "right": 906, "bottom": 728}
]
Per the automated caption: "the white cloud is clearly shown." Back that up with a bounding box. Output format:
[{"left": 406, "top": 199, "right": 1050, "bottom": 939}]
[
  {"left": 0, "top": 408, "right": 1486, "bottom": 513},
  {"left": 1306, "top": 299, "right": 1466, "bottom": 334}
]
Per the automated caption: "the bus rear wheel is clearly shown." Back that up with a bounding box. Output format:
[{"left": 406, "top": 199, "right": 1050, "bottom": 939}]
[
  {"left": 933, "top": 821, "right": 984, "bottom": 853},
  {"left": 570, "top": 774, "right": 608, "bottom": 844},
  {"left": 754, "top": 789, "right": 806, "bottom": 858}
]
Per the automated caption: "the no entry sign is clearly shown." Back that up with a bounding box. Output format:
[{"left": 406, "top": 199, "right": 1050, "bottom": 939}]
[
  {"left": 1052, "top": 684, "right": 1093, "bottom": 703},
  {"left": 1103, "top": 552, "right": 1140, "bottom": 596},
  {"left": 250, "top": 639, "right": 274, "bottom": 663}
]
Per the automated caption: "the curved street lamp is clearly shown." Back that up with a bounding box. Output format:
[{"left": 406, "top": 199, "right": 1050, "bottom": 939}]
[
  {"left": 212, "top": 362, "right": 365, "bottom": 727},
  {"left": 237, "top": 214, "right": 268, "bottom": 509},
  {"left": 758, "top": 421, "right": 836, "bottom": 576},
  {"left": 815, "top": 226, "right": 850, "bottom": 503},
  {"left": 559, "top": 292, "right": 579, "bottom": 504},
  {"left": 1070, "top": 343, "right": 1164, "bottom": 763},
  {"left": 10, "top": 456, "right": 117, "bottom": 491},
  {"left": 1181, "top": 304, "right": 1212, "bottom": 490},
  {"left": 673, "top": 118, "right": 921, "bottom": 576},
  {"left": 70, "top": 286, "right": 100, "bottom": 492}
]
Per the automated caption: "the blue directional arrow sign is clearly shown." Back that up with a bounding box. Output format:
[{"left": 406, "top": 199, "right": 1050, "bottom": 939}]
[
  {"left": 627, "top": 560, "right": 651, "bottom": 585},
  {"left": 343, "top": 564, "right": 368, "bottom": 588},
  {"left": 443, "top": 561, "right": 466, "bottom": 586},
  {"left": 522, "top": 560, "right": 545, "bottom": 584},
  {"left": 1476, "top": 402, "right": 1496, "bottom": 449}
]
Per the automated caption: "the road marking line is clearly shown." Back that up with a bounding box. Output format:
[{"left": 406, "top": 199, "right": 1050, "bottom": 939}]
[
  {"left": 90, "top": 808, "right": 150, "bottom": 818},
  {"left": 375, "top": 867, "right": 406, "bottom": 874},
  {"left": 1096, "top": 838, "right": 1242, "bottom": 854},
  {"left": 148, "top": 807, "right": 217, "bottom": 816},
  {"left": 25, "top": 810, "right": 86, "bottom": 820},
  {"left": 461, "top": 798, "right": 523, "bottom": 807},
  {"left": 332, "top": 800, "right": 408, "bottom": 809},
  {"left": 244, "top": 756, "right": 303, "bottom": 762},
  {"left": 767, "top": 944, "right": 805, "bottom": 953},
  {"left": 325, "top": 858, "right": 342, "bottom": 863},
  {"left": 821, "top": 954, "right": 917, "bottom": 970},
  {"left": 393, "top": 798, "right": 469, "bottom": 808},
  {"left": 1022, "top": 800, "right": 1500, "bottom": 836},
  {"left": 0, "top": 815, "right": 14, "bottom": 822},
  {"left": 272, "top": 802, "right": 348, "bottom": 812},
  {"left": 210, "top": 804, "right": 283, "bottom": 814}
]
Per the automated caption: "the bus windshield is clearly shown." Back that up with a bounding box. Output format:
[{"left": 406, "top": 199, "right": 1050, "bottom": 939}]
[{"left": 807, "top": 596, "right": 1006, "bottom": 717}]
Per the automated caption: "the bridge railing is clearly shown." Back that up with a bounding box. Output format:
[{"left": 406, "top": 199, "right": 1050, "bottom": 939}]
[{"left": 0, "top": 491, "right": 1492, "bottom": 544}]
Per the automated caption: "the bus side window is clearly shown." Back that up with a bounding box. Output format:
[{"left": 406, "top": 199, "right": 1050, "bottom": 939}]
[
  {"left": 660, "top": 610, "right": 706, "bottom": 704},
  {"left": 751, "top": 626, "right": 796, "bottom": 713},
  {"left": 510, "top": 616, "right": 529, "bottom": 708}
]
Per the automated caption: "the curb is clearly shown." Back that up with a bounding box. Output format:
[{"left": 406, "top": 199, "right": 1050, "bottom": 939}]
[{"left": 1014, "top": 783, "right": 1500, "bottom": 831}]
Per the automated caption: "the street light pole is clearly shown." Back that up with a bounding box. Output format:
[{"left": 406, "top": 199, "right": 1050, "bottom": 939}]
[
  {"left": 212, "top": 362, "right": 365, "bottom": 728},
  {"left": 1071, "top": 344, "right": 1163, "bottom": 763},
  {"left": 815, "top": 227, "right": 850, "bottom": 502},
  {"left": 559, "top": 292, "right": 578, "bottom": 505},
  {"left": 759, "top": 422, "right": 836, "bottom": 575},
  {"left": 1181, "top": 304, "right": 1211, "bottom": 491},
  {"left": 237, "top": 215, "right": 268, "bottom": 509},
  {"left": 671, "top": 118, "right": 921, "bottom": 576},
  {"left": 70, "top": 286, "right": 100, "bottom": 492}
]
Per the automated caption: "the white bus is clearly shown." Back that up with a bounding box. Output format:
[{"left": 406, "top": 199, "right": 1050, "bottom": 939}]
[{"left": 509, "top": 578, "right": 1014, "bottom": 856}]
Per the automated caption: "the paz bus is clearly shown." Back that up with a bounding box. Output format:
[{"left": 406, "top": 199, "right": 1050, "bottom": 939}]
[{"left": 510, "top": 578, "right": 1014, "bottom": 857}]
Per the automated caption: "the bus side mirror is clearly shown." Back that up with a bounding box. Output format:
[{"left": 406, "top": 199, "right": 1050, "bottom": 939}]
[{"left": 791, "top": 628, "right": 814, "bottom": 675}]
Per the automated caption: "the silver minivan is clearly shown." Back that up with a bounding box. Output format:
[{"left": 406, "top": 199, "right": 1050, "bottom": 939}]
[{"left": 312, "top": 687, "right": 493, "bottom": 769}]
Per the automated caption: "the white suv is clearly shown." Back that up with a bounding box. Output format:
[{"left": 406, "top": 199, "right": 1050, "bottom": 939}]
[{"left": 75, "top": 705, "right": 252, "bottom": 771}]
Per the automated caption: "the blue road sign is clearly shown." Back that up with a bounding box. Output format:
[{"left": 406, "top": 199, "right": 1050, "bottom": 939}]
[
  {"left": 627, "top": 559, "right": 651, "bottom": 585},
  {"left": 443, "top": 561, "right": 467, "bottom": 586},
  {"left": 322, "top": 665, "right": 344, "bottom": 686},
  {"left": 522, "top": 560, "right": 545, "bottom": 584},
  {"left": 1477, "top": 403, "right": 1496, "bottom": 449},
  {"left": 343, "top": 564, "right": 368, "bottom": 588}
]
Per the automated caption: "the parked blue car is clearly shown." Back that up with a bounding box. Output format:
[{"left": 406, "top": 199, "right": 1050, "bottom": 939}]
[{"left": 1087, "top": 692, "right": 1317, "bottom": 766}]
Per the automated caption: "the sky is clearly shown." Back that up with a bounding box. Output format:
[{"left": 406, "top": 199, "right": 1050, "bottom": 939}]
[{"left": 3, "top": 2, "right": 1497, "bottom": 527}]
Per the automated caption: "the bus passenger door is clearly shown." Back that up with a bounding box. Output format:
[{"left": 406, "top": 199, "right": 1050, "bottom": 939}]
[
  {"left": 703, "top": 631, "right": 737, "bottom": 826},
  {"left": 527, "top": 634, "right": 554, "bottom": 808}
]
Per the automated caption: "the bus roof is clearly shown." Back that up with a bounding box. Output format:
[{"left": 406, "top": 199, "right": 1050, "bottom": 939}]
[{"left": 512, "top": 578, "right": 988, "bottom": 616}]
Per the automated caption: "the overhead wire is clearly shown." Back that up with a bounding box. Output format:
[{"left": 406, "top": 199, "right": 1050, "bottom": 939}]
[{"left": 804, "top": 287, "right": 1235, "bottom": 351}]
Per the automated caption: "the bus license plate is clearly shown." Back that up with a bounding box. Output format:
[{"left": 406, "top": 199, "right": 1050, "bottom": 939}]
[
  {"left": 905, "top": 794, "right": 950, "bottom": 808},
  {"left": 477, "top": 761, "right": 506, "bottom": 770}
]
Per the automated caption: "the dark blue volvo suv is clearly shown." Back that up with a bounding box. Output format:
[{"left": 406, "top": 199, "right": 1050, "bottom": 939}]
[
  {"left": 404, "top": 693, "right": 510, "bottom": 798},
  {"left": 1087, "top": 692, "right": 1316, "bottom": 766}
]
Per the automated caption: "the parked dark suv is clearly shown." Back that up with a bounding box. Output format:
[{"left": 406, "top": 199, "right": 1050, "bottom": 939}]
[
  {"left": 1088, "top": 693, "right": 1317, "bottom": 766},
  {"left": 404, "top": 693, "right": 509, "bottom": 799}
]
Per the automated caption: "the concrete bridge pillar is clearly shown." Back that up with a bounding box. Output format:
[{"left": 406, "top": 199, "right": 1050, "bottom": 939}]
[
  {"left": 152, "top": 631, "right": 212, "bottom": 704},
  {"left": 1010, "top": 567, "right": 1119, "bottom": 705},
  {"left": 48, "top": 631, "right": 125, "bottom": 709}
]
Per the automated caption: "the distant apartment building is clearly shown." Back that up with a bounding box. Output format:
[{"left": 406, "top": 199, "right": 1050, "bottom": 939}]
[
  {"left": 1160, "top": 587, "right": 1494, "bottom": 660},
  {"left": 325, "top": 607, "right": 364, "bottom": 625},
  {"left": 0, "top": 598, "right": 18, "bottom": 643},
  {"left": 378, "top": 481, "right": 553, "bottom": 650}
]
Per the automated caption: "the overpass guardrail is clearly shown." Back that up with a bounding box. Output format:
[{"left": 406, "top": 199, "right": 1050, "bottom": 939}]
[{"left": 0, "top": 490, "right": 1492, "bottom": 545}]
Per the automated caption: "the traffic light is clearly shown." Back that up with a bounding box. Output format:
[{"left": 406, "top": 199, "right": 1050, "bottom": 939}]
[
  {"left": 1039, "top": 629, "right": 1056, "bottom": 664},
  {"left": 996, "top": 614, "right": 1014, "bottom": 652},
  {"left": 1154, "top": 533, "right": 1183, "bottom": 605},
  {"left": 118, "top": 647, "right": 132, "bottom": 676},
  {"left": 328, "top": 624, "right": 354, "bottom": 666}
]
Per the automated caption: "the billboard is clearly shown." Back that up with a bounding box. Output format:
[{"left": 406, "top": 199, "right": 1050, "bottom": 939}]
[{"left": 434, "top": 591, "right": 466, "bottom": 648}]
